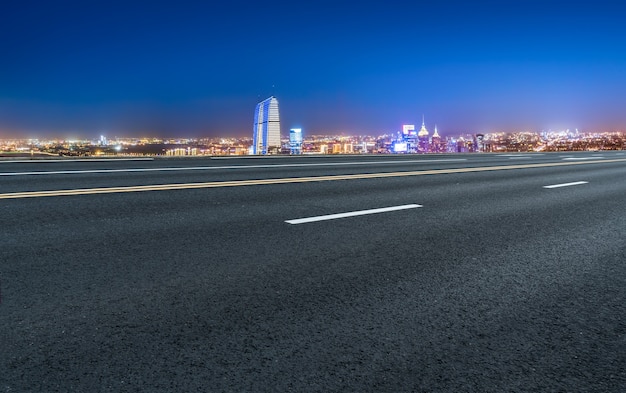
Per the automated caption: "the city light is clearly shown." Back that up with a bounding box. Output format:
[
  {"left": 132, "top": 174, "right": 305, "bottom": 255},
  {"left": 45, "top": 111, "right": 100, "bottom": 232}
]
[{"left": 1, "top": 128, "right": 625, "bottom": 158}]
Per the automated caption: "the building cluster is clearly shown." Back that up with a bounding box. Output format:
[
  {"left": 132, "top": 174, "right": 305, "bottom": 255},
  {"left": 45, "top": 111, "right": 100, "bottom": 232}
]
[
  {"left": 249, "top": 97, "right": 488, "bottom": 155},
  {"left": 0, "top": 137, "right": 251, "bottom": 157},
  {"left": 392, "top": 117, "right": 445, "bottom": 153},
  {"left": 480, "top": 131, "right": 626, "bottom": 152},
  {"left": 1, "top": 96, "right": 625, "bottom": 157},
  {"left": 2, "top": 131, "right": 625, "bottom": 158}
]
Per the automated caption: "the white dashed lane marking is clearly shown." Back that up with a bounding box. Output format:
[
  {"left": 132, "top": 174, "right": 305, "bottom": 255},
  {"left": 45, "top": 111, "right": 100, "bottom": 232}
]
[
  {"left": 543, "top": 181, "right": 589, "bottom": 189},
  {"left": 285, "top": 204, "right": 423, "bottom": 225}
]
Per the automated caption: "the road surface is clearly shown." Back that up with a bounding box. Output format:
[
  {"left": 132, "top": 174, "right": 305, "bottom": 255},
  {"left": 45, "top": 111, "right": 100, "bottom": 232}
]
[{"left": 1, "top": 152, "right": 625, "bottom": 392}]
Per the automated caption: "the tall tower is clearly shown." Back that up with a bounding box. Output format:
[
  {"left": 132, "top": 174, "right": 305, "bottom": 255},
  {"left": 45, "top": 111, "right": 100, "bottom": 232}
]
[
  {"left": 253, "top": 96, "right": 281, "bottom": 155},
  {"left": 417, "top": 115, "right": 430, "bottom": 152},
  {"left": 431, "top": 125, "right": 441, "bottom": 152}
]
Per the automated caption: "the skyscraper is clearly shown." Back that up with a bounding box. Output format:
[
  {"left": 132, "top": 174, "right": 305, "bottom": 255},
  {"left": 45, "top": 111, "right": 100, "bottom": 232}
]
[
  {"left": 289, "top": 128, "right": 303, "bottom": 155},
  {"left": 253, "top": 96, "right": 281, "bottom": 155},
  {"left": 431, "top": 125, "right": 441, "bottom": 152},
  {"left": 418, "top": 115, "right": 430, "bottom": 152}
]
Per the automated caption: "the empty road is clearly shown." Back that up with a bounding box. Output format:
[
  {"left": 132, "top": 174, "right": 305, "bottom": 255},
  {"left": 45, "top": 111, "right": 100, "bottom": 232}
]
[{"left": 1, "top": 152, "right": 625, "bottom": 392}]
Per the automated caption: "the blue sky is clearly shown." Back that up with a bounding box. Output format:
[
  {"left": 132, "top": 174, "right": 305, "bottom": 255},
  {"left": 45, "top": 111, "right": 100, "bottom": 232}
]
[{"left": 1, "top": 0, "right": 625, "bottom": 138}]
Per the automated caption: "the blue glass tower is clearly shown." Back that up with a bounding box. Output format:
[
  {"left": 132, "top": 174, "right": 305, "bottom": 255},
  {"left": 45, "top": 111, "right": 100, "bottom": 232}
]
[{"left": 253, "top": 96, "right": 281, "bottom": 155}]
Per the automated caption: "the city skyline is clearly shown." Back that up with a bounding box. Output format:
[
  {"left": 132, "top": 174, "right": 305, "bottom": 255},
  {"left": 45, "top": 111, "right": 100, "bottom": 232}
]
[{"left": 1, "top": 1, "right": 625, "bottom": 138}]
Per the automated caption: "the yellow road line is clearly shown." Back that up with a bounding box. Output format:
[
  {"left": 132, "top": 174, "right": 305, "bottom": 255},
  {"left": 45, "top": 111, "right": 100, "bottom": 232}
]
[{"left": 1, "top": 158, "right": 624, "bottom": 200}]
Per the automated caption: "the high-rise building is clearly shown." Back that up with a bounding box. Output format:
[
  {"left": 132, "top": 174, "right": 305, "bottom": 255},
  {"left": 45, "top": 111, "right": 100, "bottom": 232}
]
[
  {"left": 403, "top": 124, "right": 417, "bottom": 152},
  {"left": 418, "top": 115, "right": 430, "bottom": 152},
  {"left": 431, "top": 125, "right": 441, "bottom": 152},
  {"left": 289, "top": 128, "right": 303, "bottom": 155},
  {"left": 253, "top": 96, "right": 281, "bottom": 155}
]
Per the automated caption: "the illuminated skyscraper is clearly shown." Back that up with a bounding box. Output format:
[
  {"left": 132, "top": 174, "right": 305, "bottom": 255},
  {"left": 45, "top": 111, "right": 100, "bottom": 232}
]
[
  {"left": 431, "top": 125, "right": 441, "bottom": 152},
  {"left": 253, "top": 96, "right": 281, "bottom": 155},
  {"left": 418, "top": 115, "right": 429, "bottom": 152},
  {"left": 289, "top": 128, "right": 303, "bottom": 155}
]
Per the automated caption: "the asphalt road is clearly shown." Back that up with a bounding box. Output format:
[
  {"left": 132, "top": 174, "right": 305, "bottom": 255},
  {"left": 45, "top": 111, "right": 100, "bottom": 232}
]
[{"left": 1, "top": 152, "right": 625, "bottom": 392}]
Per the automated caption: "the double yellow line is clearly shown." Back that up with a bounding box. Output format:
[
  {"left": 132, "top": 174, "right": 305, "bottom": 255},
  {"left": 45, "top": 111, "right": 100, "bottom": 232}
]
[{"left": 1, "top": 158, "right": 624, "bottom": 200}]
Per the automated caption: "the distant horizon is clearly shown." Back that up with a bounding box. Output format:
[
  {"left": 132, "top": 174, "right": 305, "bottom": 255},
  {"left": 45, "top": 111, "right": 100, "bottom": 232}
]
[
  {"left": 1, "top": 126, "right": 625, "bottom": 143},
  {"left": 2, "top": 96, "right": 626, "bottom": 140}
]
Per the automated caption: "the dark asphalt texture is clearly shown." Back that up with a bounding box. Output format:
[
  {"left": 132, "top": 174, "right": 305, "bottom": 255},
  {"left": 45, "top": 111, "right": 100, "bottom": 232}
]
[{"left": 1, "top": 152, "right": 625, "bottom": 392}]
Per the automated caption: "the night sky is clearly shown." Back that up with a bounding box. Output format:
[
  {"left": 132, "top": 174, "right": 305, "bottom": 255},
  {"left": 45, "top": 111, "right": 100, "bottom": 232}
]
[{"left": 1, "top": 0, "right": 625, "bottom": 138}]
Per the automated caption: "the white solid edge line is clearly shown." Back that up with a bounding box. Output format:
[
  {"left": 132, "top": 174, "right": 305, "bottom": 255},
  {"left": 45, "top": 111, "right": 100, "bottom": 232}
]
[
  {"left": 0, "top": 158, "right": 154, "bottom": 163},
  {"left": 543, "top": 181, "right": 589, "bottom": 189},
  {"left": 497, "top": 154, "right": 544, "bottom": 157},
  {"left": 0, "top": 159, "right": 467, "bottom": 176},
  {"left": 285, "top": 204, "right": 423, "bottom": 225}
]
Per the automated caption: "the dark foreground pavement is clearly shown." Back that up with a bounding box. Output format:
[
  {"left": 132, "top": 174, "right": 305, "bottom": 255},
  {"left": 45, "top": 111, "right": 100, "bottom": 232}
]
[{"left": 1, "top": 154, "right": 625, "bottom": 392}]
